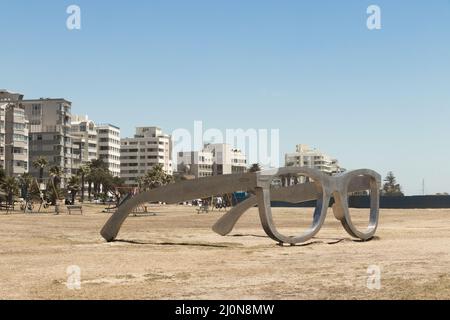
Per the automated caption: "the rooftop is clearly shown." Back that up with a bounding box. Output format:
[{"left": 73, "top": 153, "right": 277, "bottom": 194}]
[
  {"left": 97, "top": 123, "right": 120, "bottom": 130},
  {"left": 22, "top": 97, "right": 72, "bottom": 104}
]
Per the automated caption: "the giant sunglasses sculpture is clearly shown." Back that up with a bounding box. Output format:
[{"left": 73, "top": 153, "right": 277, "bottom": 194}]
[{"left": 101, "top": 167, "right": 381, "bottom": 245}]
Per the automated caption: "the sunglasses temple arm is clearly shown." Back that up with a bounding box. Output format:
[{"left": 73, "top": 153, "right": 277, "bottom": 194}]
[
  {"left": 212, "top": 196, "right": 258, "bottom": 236},
  {"left": 101, "top": 173, "right": 258, "bottom": 242}
]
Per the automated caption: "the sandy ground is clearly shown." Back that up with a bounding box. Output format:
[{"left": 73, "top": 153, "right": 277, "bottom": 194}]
[{"left": 0, "top": 204, "right": 449, "bottom": 300}]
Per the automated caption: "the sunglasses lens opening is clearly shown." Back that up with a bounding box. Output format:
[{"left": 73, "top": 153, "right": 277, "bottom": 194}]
[
  {"left": 347, "top": 174, "right": 374, "bottom": 232},
  {"left": 268, "top": 172, "right": 323, "bottom": 238}
]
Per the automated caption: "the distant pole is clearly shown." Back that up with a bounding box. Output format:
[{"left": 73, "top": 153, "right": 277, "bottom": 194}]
[{"left": 422, "top": 179, "right": 425, "bottom": 196}]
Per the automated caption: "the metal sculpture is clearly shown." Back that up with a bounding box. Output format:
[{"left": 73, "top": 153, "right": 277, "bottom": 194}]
[{"left": 100, "top": 167, "right": 381, "bottom": 245}]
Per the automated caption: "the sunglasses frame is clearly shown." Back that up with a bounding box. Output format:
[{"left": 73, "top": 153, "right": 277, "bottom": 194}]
[
  {"left": 252, "top": 167, "right": 380, "bottom": 244},
  {"left": 100, "top": 167, "right": 381, "bottom": 245}
]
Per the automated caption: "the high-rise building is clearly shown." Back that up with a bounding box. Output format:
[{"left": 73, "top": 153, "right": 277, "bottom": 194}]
[
  {"left": 97, "top": 124, "right": 121, "bottom": 177},
  {"left": 120, "top": 126, "right": 172, "bottom": 185},
  {"left": 0, "top": 90, "right": 29, "bottom": 177},
  {"left": 285, "top": 144, "right": 342, "bottom": 175},
  {"left": 177, "top": 143, "right": 247, "bottom": 179},
  {"left": 71, "top": 115, "right": 98, "bottom": 174},
  {"left": 23, "top": 98, "right": 74, "bottom": 186}
]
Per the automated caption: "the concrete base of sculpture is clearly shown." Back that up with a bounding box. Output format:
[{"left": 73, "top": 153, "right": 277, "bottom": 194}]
[{"left": 101, "top": 168, "right": 381, "bottom": 245}]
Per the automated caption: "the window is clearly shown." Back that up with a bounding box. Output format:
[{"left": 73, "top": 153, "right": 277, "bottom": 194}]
[
  {"left": 13, "top": 134, "right": 27, "bottom": 142},
  {"left": 14, "top": 123, "right": 26, "bottom": 130},
  {"left": 31, "top": 104, "right": 42, "bottom": 116}
]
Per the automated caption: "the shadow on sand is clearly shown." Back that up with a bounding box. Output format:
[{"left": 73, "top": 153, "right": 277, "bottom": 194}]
[
  {"left": 228, "top": 234, "right": 381, "bottom": 247},
  {"left": 112, "top": 235, "right": 380, "bottom": 248},
  {"left": 113, "top": 239, "right": 233, "bottom": 248}
]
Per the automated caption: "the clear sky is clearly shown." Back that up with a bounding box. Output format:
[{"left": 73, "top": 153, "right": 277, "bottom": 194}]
[{"left": 1, "top": 0, "right": 449, "bottom": 195}]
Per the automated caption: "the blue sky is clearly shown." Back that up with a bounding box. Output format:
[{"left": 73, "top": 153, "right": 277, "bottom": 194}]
[{"left": 1, "top": 0, "right": 449, "bottom": 195}]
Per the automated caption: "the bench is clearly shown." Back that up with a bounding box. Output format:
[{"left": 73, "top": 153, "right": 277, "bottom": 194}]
[
  {"left": 67, "top": 205, "right": 83, "bottom": 215},
  {"left": 0, "top": 204, "right": 15, "bottom": 213}
]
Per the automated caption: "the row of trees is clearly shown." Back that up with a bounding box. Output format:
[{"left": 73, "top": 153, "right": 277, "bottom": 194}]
[
  {"left": 0, "top": 157, "right": 176, "bottom": 208},
  {"left": 0, "top": 158, "right": 412, "bottom": 207},
  {"left": 32, "top": 158, "right": 130, "bottom": 206},
  {"left": 0, "top": 158, "right": 119, "bottom": 205},
  {"left": 0, "top": 170, "right": 45, "bottom": 206}
]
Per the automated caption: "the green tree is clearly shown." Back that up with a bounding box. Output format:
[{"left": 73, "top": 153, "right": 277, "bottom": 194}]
[
  {"left": 86, "top": 170, "right": 93, "bottom": 201},
  {"left": 2, "top": 177, "right": 19, "bottom": 205},
  {"left": 102, "top": 174, "right": 126, "bottom": 206},
  {"left": 0, "top": 167, "right": 6, "bottom": 184},
  {"left": 48, "top": 165, "right": 63, "bottom": 204},
  {"left": 28, "top": 178, "right": 42, "bottom": 202},
  {"left": 88, "top": 159, "right": 109, "bottom": 198},
  {"left": 383, "top": 172, "right": 404, "bottom": 196},
  {"left": 18, "top": 173, "right": 34, "bottom": 200},
  {"left": 139, "top": 164, "right": 173, "bottom": 191},
  {"left": 33, "top": 157, "right": 48, "bottom": 184},
  {"left": 67, "top": 175, "right": 81, "bottom": 204},
  {"left": 78, "top": 165, "right": 90, "bottom": 203}
]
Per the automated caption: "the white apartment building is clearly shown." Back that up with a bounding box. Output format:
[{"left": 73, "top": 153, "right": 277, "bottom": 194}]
[
  {"left": 121, "top": 127, "right": 173, "bottom": 185},
  {"left": 23, "top": 98, "right": 75, "bottom": 185},
  {"left": 177, "top": 143, "right": 247, "bottom": 178},
  {"left": 205, "top": 143, "right": 247, "bottom": 175},
  {"left": 177, "top": 150, "right": 214, "bottom": 178},
  {"left": 285, "top": 144, "right": 342, "bottom": 175},
  {"left": 0, "top": 90, "right": 29, "bottom": 177},
  {"left": 71, "top": 115, "right": 98, "bottom": 173},
  {"left": 97, "top": 124, "right": 121, "bottom": 177}
]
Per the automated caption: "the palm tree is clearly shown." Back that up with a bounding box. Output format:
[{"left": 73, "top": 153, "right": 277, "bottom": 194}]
[
  {"left": 77, "top": 165, "right": 90, "bottom": 203},
  {"left": 88, "top": 159, "right": 109, "bottom": 198},
  {"left": 28, "top": 178, "right": 42, "bottom": 203},
  {"left": 48, "top": 165, "right": 63, "bottom": 205},
  {"left": 0, "top": 167, "right": 6, "bottom": 185},
  {"left": 67, "top": 175, "right": 81, "bottom": 204},
  {"left": 18, "top": 173, "right": 34, "bottom": 200},
  {"left": 49, "top": 165, "right": 63, "bottom": 188},
  {"left": 33, "top": 157, "right": 48, "bottom": 184},
  {"left": 86, "top": 169, "right": 93, "bottom": 201},
  {"left": 2, "top": 177, "right": 19, "bottom": 206}
]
